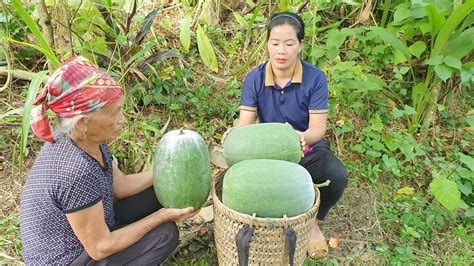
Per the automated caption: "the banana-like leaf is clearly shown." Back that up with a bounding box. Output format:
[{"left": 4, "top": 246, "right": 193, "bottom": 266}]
[
  {"left": 233, "top": 12, "right": 248, "bottom": 27},
  {"left": 10, "top": 0, "right": 60, "bottom": 67},
  {"left": 134, "top": 8, "right": 160, "bottom": 46},
  {"left": 445, "top": 28, "right": 474, "bottom": 59},
  {"left": 431, "top": 0, "right": 474, "bottom": 57},
  {"left": 196, "top": 25, "right": 218, "bottom": 72},
  {"left": 180, "top": 16, "right": 192, "bottom": 53},
  {"left": 425, "top": 4, "right": 446, "bottom": 37},
  {"left": 370, "top": 26, "right": 411, "bottom": 62},
  {"left": 138, "top": 50, "right": 182, "bottom": 72},
  {"left": 97, "top": 3, "right": 121, "bottom": 36},
  {"left": 20, "top": 71, "right": 48, "bottom": 171}
]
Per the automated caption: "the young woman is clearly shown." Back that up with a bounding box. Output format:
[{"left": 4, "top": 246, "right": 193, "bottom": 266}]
[
  {"left": 223, "top": 12, "right": 348, "bottom": 259},
  {"left": 20, "top": 56, "right": 196, "bottom": 264}
]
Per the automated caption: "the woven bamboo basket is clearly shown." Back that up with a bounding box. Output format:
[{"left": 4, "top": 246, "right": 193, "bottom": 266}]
[{"left": 212, "top": 171, "right": 320, "bottom": 265}]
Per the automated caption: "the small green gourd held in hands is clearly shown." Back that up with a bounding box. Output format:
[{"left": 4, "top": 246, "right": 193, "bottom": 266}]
[{"left": 153, "top": 128, "right": 211, "bottom": 210}]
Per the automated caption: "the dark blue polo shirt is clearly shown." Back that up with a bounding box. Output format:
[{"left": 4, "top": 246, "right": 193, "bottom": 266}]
[{"left": 240, "top": 60, "right": 328, "bottom": 132}]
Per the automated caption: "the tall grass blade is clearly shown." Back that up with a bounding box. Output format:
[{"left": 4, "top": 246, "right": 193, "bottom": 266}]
[
  {"left": 20, "top": 71, "right": 48, "bottom": 172},
  {"left": 1, "top": 33, "right": 56, "bottom": 62},
  {"left": 10, "top": 0, "right": 60, "bottom": 67},
  {"left": 431, "top": 0, "right": 474, "bottom": 57}
]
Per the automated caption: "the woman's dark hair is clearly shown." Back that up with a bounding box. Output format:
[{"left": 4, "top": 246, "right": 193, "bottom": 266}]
[{"left": 267, "top": 12, "right": 305, "bottom": 42}]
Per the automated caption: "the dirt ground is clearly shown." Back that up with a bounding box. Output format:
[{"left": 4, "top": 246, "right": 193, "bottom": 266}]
[{"left": 1, "top": 139, "right": 383, "bottom": 265}]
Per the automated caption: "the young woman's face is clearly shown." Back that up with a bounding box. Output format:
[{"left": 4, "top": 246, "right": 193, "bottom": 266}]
[{"left": 267, "top": 24, "right": 302, "bottom": 72}]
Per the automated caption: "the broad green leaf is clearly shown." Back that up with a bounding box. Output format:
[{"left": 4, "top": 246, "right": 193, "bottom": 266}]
[
  {"left": 457, "top": 167, "right": 474, "bottom": 180},
  {"left": 383, "top": 134, "right": 400, "bottom": 151},
  {"left": 466, "top": 116, "right": 474, "bottom": 127},
  {"left": 370, "top": 27, "right": 411, "bottom": 61},
  {"left": 393, "top": 50, "right": 408, "bottom": 65},
  {"left": 233, "top": 12, "right": 248, "bottom": 27},
  {"left": 21, "top": 71, "right": 48, "bottom": 170},
  {"left": 459, "top": 153, "right": 474, "bottom": 171},
  {"left": 426, "top": 55, "right": 444, "bottom": 65},
  {"left": 425, "top": 4, "right": 446, "bottom": 36},
  {"left": 465, "top": 208, "right": 474, "bottom": 218},
  {"left": 432, "top": 0, "right": 474, "bottom": 58},
  {"left": 404, "top": 105, "right": 417, "bottom": 115},
  {"left": 419, "top": 21, "right": 431, "bottom": 35},
  {"left": 443, "top": 55, "right": 462, "bottom": 70},
  {"left": 326, "top": 29, "right": 347, "bottom": 49},
  {"left": 179, "top": 16, "right": 192, "bottom": 53},
  {"left": 409, "top": 41, "right": 427, "bottom": 59},
  {"left": 445, "top": 28, "right": 474, "bottom": 59},
  {"left": 394, "top": 3, "right": 412, "bottom": 22},
  {"left": 434, "top": 64, "right": 453, "bottom": 81},
  {"left": 366, "top": 150, "right": 382, "bottom": 158},
  {"left": 397, "top": 186, "right": 415, "bottom": 195},
  {"left": 429, "top": 177, "right": 461, "bottom": 211},
  {"left": 392, "top": 107, "right": 404, "bottom": 118},
  {"left": 351, "top": 144, "right": 365, "bottom": 153},
  {"left": 196, "top": 25, "right": 218, "bottom": 72},
  {"left": 460, "top": 69, "right": 472, "bottom": 83},
  {"left": 457, "top": 181, "right": 472, "bottom": 196}
]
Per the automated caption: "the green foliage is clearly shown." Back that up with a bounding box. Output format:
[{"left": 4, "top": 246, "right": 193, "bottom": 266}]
[
  {"left": 20, "top": 71, "right": 48, "bottom": 172},
  {"left": 196, "top": 25, "right": 218, "bottom": 72},
  {"left": 4, "top": 0, "right": 60, "bottom": 67}
]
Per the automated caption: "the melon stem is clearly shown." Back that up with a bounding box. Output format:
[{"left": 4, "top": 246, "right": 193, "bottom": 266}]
[
  {"left": 179, "top": 128, "right": 184, "bottom": 134},
  {"left": 314, "top": 180, "right": 331, "bottom": 188}
]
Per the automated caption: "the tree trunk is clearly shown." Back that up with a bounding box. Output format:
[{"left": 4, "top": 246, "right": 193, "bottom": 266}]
[
  {"left": 34, "top": 0, "right": 55, "bottom": 70},
  {"left": 421, "top": 81, "right": 442, "bottom": 134}
]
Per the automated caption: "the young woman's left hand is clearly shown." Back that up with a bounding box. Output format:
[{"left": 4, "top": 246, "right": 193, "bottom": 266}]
[{"left": 285, "top": 123, "right": 306, "bottom": 157}]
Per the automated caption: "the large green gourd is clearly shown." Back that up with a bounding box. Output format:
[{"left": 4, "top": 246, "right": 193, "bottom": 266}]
[
  {"left": 223, "top": 123, "right": 301, "bottom": 166},
  {"left": 222, "top": 159, "right": 315, "bottom": 218},
  {"left": 153, "top": 129, "right": 211, "bottom": 209}
]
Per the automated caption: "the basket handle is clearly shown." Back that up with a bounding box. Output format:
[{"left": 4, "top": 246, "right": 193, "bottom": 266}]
[
  {"left": 235, "top": 225, "right": 297, "bottom": 266},
  {"left": 235, "top": 225, "right": 254, "bottom": 266},
  {"left": 283, "top": 226, "right": 296, "bottom": 266}
]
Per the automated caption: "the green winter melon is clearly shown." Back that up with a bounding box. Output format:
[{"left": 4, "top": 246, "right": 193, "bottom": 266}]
[
  {"left": 153, "top": 129, "right": 211, "bottom": 210},
  {"left": 222, "top": 159, "right": 315, "bottom": 218},
  {"left": 223, "top": 123, "right": 301, "bottom": 166}
]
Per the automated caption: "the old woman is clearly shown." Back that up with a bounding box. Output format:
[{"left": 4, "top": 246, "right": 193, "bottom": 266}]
[{"left": 20, "top": 56, "right": 195, "bottom": 265}]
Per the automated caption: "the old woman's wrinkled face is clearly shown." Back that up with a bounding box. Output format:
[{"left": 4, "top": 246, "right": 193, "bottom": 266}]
[{"left": 82, "top": 96, "right": 125, "bottom": 142}]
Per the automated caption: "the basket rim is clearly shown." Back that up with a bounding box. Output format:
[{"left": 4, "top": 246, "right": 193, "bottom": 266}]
[{"left": 212, "top": 170, "right": 320, "bottom": 227}]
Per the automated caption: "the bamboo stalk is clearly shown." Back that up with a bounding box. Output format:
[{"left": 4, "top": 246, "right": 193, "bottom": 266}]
[
  {"left": 0, "top": 67, "right": 49, "bottom": 81},
  {"left": 34, "top": 0, "right": 55, "bottom": 70}
]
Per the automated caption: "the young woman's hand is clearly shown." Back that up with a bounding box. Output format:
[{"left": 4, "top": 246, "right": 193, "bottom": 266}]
[
  {"left": 157, "top": 207, "right": 198, "bottom": 222},
  {"left": 285, "top": 122, "right": 306, "bottom": 157}
]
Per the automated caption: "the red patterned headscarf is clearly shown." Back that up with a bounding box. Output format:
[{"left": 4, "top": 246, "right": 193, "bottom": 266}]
[{"left": 30, "top": 56, "right": 123, "bottom": 143}]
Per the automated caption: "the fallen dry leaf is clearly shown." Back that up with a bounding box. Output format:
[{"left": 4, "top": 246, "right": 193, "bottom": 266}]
[
  {"left": 208, "top": 143, "right": 228, "bottom": 169},
  {"left": 197, "top": 205, "right": 214, "bottom": 223},
  {"left": 328, "top": 237, "right": 340, "bottom": 249}
]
